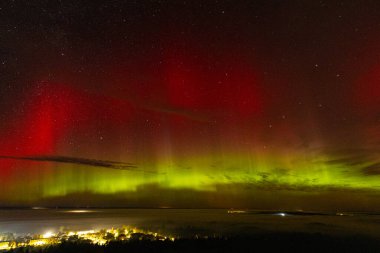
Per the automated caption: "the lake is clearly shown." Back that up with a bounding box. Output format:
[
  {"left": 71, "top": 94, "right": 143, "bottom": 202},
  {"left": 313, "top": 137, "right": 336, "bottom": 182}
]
[{"left": 1, "top": 209, "right": 380, "bottom": 239}]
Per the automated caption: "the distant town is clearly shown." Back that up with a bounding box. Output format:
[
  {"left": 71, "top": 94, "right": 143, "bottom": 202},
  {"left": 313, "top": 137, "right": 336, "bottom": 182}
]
[{"left": 0, "top": 226, "right": 175, "bottom": 251}]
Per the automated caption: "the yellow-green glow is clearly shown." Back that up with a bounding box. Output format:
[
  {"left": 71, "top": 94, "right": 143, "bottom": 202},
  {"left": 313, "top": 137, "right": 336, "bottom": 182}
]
[{"left": 6, "top": 150, "right": 380, "bottom": 205}]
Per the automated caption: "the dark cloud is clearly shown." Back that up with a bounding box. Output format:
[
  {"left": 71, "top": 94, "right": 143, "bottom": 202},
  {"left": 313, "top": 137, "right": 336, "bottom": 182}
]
[
  {"left": 361, "top": 163, "right": 380, "bottom": 176},
  {"left": 325, "top": 157, "right": 367, "bottom": 166},
  {"left": 320, "top": 149, "right": 380, "bottom": 176},
  {"left": 0, "top": 155, "right": 153, "bottom": 172}
]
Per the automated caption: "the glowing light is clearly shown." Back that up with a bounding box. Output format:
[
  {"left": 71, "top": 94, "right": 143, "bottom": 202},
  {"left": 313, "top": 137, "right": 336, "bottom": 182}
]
[
  {"left": 30, "top": 239, "right": 48, "bottom": 246},
  {"left": 42, "top": 231, "right": 55, "bottom": 238},
  {"left": 0, "top": 225, "right": 173, "bottom": 251},
  {"left": 227, "top": 209, "right": 247, "bottom": 214},
  {"left": 77, "top": 230, "right": 95, "bottom": 235},
  {"left": 63, "top": 210, "right": 97, "bottom": 213},
  {"left": 31, "top": 207, "right": 47, "bottom": 210},
  {"left": 0, "top": 242, "right": 10, "bottom": 250}
]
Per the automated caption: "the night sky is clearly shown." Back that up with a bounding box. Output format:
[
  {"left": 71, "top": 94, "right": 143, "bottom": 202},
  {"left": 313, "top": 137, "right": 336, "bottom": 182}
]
[{"left": 2, "top": 0, "right": 380, "bottom": 210}]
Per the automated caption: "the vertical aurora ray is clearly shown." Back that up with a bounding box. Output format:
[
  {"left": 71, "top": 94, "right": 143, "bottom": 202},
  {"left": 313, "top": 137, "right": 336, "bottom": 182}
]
[
  {"left": 3, "top": 1, "right": 380, "bottom": 210},
  {"left": 1, "top": 57, "right": 380, "bottom": 207}
]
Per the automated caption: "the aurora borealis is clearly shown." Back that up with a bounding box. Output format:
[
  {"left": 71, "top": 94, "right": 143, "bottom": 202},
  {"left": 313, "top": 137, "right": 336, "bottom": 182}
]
[{"left": 2, "top": 0, "right": 380, "bottom": 210}]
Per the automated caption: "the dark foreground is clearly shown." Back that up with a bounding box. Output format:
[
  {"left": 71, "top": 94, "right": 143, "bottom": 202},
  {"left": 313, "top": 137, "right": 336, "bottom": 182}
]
[{"left": 6, "top": 233, "right": 380, "bottom": 253}]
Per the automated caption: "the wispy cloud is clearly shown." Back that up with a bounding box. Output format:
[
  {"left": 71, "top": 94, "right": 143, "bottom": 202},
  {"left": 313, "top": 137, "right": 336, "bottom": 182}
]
[
  {"left": 319, "top": 148, "right": 380, "bottom": 176},
  {"left": 0, "top": 155, "right": 155, "bottom": 173},
  {"left": 361, "top": 163, "right": 380, "bottom": 176}
]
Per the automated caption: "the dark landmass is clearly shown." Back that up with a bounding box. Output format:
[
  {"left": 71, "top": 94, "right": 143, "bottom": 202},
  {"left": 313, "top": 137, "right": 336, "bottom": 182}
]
[{"left": 6, "top": 233, "right": 380, "bottom": 253}]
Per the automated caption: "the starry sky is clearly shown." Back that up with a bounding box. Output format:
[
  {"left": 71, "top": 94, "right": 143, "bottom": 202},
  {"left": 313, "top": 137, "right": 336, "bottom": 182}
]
[{"left": 2, "top": 0, "right": 380, "bottom": 210}]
